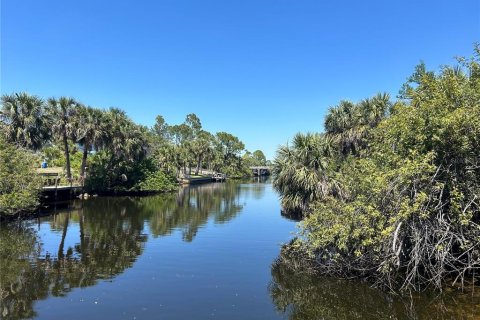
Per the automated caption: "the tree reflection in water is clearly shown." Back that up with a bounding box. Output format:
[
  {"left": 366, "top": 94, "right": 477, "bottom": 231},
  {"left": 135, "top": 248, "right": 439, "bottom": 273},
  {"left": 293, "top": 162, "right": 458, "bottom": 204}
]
[
  {"left": 144, "top": 181, "right": 243, "bottom": 241},
  {"left": 269, "top": 254, "right": 480, "bottom": 320},
  {"left": 0, "top": 181, "right": 244, "bottom": 319}
]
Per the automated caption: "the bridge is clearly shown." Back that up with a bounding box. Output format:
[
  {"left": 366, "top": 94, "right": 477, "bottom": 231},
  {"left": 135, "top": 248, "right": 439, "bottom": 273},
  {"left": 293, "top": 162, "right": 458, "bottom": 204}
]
[{"left": 250, "top": 166, "right": 271, "bottom": 176}]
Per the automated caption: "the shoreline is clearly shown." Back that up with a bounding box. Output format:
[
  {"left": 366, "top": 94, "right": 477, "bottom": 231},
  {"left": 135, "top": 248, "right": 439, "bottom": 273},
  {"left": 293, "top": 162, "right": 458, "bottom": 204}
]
[{"left": 1, "top": 175, "right": 266, "bottom": 223}]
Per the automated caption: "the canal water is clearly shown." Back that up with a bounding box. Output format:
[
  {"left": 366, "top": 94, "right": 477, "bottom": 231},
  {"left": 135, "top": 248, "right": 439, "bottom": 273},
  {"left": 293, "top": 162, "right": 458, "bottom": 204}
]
[{"left": 0, "top": 180, "right": 478, "bottom": 319}]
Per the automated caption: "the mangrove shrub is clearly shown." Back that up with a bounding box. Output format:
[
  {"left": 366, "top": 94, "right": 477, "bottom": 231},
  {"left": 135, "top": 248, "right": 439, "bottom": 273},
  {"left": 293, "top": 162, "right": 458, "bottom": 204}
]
[
  {"left": 274, "top": 47, "right": 480, "bottom": 291},
  {"left": 0, "top": 137, "right": 42, "bottom": 216}
]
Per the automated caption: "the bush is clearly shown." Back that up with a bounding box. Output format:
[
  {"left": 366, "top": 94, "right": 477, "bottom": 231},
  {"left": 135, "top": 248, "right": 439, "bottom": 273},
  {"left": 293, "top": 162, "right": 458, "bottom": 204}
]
[
  {"left": 133, "top": 170, "right": 178, "bottom": 192},
  {"left": 0, "top": 137, "right": 42, "bottom": 216},
  {"left": 275, "top": 48, "right": 480, "bottom": 291}
]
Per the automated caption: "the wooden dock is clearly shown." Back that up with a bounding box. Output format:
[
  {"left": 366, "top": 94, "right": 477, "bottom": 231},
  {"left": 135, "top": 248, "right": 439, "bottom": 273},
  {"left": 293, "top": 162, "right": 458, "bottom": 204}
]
[
  {"left": 41, "top": 185, "right": 83, "bottom": 201},
  {"left": 37, "top": 167, "right": 84, "bottom": 201}
]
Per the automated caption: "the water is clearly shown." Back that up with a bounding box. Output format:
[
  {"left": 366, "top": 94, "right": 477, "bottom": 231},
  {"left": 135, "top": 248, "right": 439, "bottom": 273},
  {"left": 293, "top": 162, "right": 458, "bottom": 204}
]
[{"left": 0, "top": 180, "right": 478, "bottom": 319}]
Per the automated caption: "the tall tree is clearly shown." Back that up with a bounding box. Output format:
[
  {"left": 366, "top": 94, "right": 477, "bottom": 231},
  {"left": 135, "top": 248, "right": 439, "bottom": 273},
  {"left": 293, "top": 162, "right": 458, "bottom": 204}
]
[
  {"left": 215, "top": 132, "right": 245, "bottom": 174},
  {"left": 0, "top": 92, "right": 50, "bottom": 150},
  {"left": 47, "top": 97, "right": 79, "bottom": 181},
  {"left": 192, "top": 130, "right": 214, "bottom": 175},
  {"left": 105, "top": 107, "right": 148, "bottom": 162},
  {"left": 216, "top": 132, "right": 245, "bottom": 160},
  {"left": 75, "top": 106, "right": 107, "bottom": 178},
  {"left": 185, "top": 113, "right": 202, "bottom": 133},
  {"left": 153, "top": 115, "right": 170, "bottom": 141}
]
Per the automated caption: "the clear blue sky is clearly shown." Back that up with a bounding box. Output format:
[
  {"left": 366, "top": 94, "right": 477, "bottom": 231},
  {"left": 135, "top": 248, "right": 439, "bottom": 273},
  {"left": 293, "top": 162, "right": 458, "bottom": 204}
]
[{"left": 2, "top": 0, "right": 479, "bottom": 159}]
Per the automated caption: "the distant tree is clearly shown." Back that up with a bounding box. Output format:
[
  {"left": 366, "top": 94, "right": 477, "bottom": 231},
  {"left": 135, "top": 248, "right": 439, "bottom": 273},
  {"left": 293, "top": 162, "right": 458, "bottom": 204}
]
[
  {"left": 216, "top": 132, "right": 245, "bottom": 160},
  {"left": 215, "top": 132, "right": 246, "bottom": 175},
  {"left": 153, "top": 115, "right": 170, "bottom": 141},
  {"left": 252, "top": 150, "right": 267, "bottom": 166},
  {"left": 242, "top": 149, "right": 268, "bottom": 167},
  {"left": 185, "top": 113, "right": 202, "bottom": 133},
  {"left": 188, "top": 130, "right": 211, "bottom": 175}
]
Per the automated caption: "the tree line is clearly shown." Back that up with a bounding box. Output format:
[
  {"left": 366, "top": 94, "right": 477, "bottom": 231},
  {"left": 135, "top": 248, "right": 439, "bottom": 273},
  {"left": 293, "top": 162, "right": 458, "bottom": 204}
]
[
  {"left": 272, "top": 47, "right": 480, "bottom": 292},
  {"left": 0, "top": 95, "right": 267, "bottom": 215}
]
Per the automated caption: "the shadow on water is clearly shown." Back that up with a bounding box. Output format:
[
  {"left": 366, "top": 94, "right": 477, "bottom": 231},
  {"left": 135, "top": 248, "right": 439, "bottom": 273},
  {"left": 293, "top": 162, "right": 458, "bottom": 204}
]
[
  {"left": 269, "top": 256, "right": 480, "bottom": 320},
  {"left": 0, "top": 181, "right": 245, "bottom": 319}
]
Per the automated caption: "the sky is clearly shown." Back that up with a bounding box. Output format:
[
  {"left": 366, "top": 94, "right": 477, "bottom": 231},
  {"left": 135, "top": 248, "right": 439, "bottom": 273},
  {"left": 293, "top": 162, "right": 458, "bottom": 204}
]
[{"left": 2, "top": 0, "right": 479, "bottom": 159}]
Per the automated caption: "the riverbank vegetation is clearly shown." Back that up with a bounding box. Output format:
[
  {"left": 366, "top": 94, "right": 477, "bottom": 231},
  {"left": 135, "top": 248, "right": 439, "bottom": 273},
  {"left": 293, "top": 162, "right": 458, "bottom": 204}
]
[
  {"left": 273, "top": 47, "right": 480, "bottom": 292},
  {"left": 0, "top": 136, "right": 42, "bottom": 215},
  {"left": 0, "top": 94, "right": 267, "bottom": 216}
]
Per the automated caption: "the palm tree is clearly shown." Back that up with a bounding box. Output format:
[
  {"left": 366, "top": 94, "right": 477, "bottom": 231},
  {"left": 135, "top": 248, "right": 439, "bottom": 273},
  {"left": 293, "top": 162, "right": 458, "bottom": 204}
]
[
  {"left": 47, "top": 97, "right": 79, "bottom": 182},
  {"left": 358, "top": 93, "right": 391, "bottom": 128},
  {"left": 154, "top": 143, "right": 176, "bottom": 174},
  {"left": 75, "top": 106, "right": 107, "bottom": 178},
  {"left": 105, "top": 107, "right": 126, "bottom": 158},
  {"left": 273, "top": 133, "right": 337, "bottom": 214},
  {"left": 105, "top": 107, "right": 148, "bottom": 161},
  {"left": 324, "top": 93, "right": 391, "bottom": 156},
  {"left": 192, "top": 130, "right": 214, "bottom": 175},
  {"left": 324, "top": 100, "right": 361, "bottom": 155},
  {"left": 324, "top": 100, "right": 355, "bottom": 135},
  {"left": 0, "top": 92, "right": 50, "bottom": 150}
]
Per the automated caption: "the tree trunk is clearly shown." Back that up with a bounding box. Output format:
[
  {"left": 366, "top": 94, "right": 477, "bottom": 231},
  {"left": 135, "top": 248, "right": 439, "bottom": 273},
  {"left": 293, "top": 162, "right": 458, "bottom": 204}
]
[
  {"left": 63, "top": 131, "right": 72, "bottom": 182},
  {"left": 81, "top": 143, "right": 89, "bottom": 178},
  {"left": 195, "top": 154, "right": 202, "bottom": 175}
]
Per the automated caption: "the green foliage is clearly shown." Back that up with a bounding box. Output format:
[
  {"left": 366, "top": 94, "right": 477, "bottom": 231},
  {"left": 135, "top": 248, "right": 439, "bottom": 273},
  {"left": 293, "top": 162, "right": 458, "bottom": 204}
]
[
  {"left": 273, "top": 133, "right": 338, "bottom": 213},
  {"left": 0, "top": 137, "right": 42, "bottom": 216},
  {"left": 274, "top": 47, "right": 480, "bottom": 291},
  {"left": 0, "top": 92, "right": 50, "bottom": 150},
  {"left": 151, "top": 113, "right": 258, "bottom": 178},
  {"left": 324, "top": 93, "right": 391, "bottom": 156},
  {"left": 133, "top": 170, "right": 178, "bottom": 192},
  {"left": 243, "top": 149, "right": 267, "bottom": 167},
  {"left": 85, "top": 151, "right": 155, "bottom": 193},
  {"left": 0, "top": 92, "right": 267, "bottom": 208},
  {"left": 41, "top": 142, "right": 83, "bottom": 178},
  {"left": 0, "top": 225, "right": 41, "bottom": 318},
  {"left": 46, "top": 97, "right": 80, "bottom": 180}
]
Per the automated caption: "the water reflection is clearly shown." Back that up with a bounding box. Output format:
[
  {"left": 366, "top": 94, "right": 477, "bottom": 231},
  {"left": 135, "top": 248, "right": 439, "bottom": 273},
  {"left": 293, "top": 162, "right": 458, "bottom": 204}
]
[
  {"left": 1, "top": 206, "right": 148, "bottom": 319},
  {"left": 269, "top": 256, "right": 480, "bottom": 320},
  {"left": 0, "top": 181, "right": 245, "bottom": 319},
  {"left": 0, "top": 226, "right": 41, "bottom": 319},
  {"left": 145, "top": 182, "right": 243, "bottom": 241},
  {"left": 3, "top": 179, "right": 476, "bottom": 320}
]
